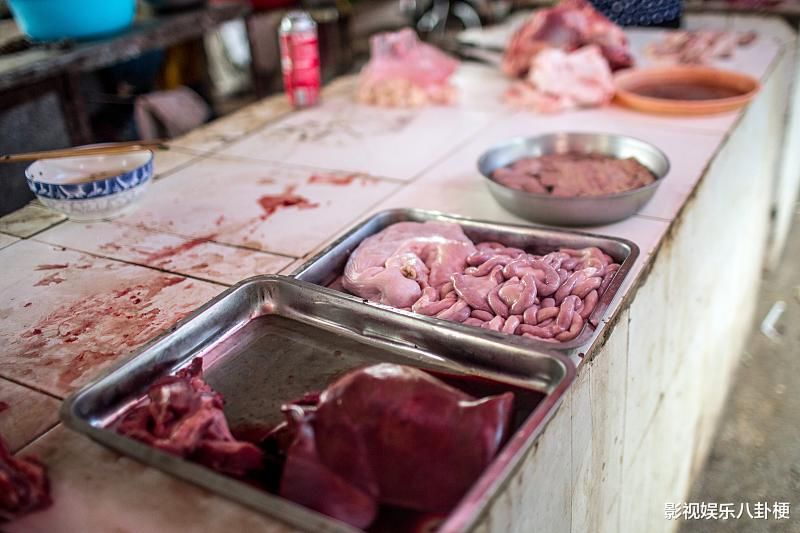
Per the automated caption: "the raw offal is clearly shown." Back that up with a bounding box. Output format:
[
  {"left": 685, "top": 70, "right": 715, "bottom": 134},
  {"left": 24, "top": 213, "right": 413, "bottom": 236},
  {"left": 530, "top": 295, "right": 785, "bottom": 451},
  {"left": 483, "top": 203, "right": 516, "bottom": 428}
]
[
  {"left": 116, "top": 359, "right": 264, "bottom": 477},
  {"left": 0, "top": 432, "right": 51, "bottom": 521},
  {"left": 491, "top": 153, "right": 655, "bottom": 196},
  {"left": 505, "top": 45, "right": 614, "bottom": 112},
  {"left": 357, "top": 28, "right": 459, "bottom": 108},
  {"left": 274, "top": 363, "right": 514, "bottom": 528},
  {"left": 646, "top": 30, "right": 757, "bottom": 64},
  {"left": 342, "top": 221, "right": 476, "bottom": 308},
  {"left": 341, "top": 222, "right": 621, "bottom": 342},
  {"left": 502, "top": 0, "right": 633, "bottom": 79}
]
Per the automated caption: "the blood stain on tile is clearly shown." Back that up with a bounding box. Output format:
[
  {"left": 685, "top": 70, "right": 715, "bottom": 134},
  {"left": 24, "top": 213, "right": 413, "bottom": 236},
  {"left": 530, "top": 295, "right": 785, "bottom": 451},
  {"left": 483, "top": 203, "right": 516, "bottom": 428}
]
[
  {"left": 12, "top": 274, "right": 197, "bottom": 393},
  {"left": 34, "top": 272, "right": 66, "bottom": 287},
  {"left": 307, "top": 173, "right": 379, "bottom": 186},
  {"left": 142, "top": 236, "right": 215, "bottom": 266},
  {"left": 35, "top": 264, "right": 69, "bottom": 270},
  {"left": 256, "top": 185, "right": 319, "bottom": 221}
]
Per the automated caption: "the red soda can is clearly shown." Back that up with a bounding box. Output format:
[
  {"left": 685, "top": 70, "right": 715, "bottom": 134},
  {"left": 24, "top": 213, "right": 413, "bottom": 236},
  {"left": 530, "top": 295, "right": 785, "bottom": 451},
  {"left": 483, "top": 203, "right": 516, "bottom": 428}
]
[{"left": 279, "top": 11, "right": 321, "bottom": 108}]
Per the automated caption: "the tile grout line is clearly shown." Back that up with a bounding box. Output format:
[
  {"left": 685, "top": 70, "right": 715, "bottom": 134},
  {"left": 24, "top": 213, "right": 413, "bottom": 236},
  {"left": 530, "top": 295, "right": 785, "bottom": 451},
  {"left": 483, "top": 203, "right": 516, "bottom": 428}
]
[
  {"left": 27, "top": 238, "right": 234, "bottom": 288},
  {"left": 15, "top": 422, "right": 62, "bottom": 455},
  {"left": 37, "top": 220, "right": 302, "bottom": 261},
  {"left": 0, "top": 374, "right": 63, "bottom": 402},
  {"left": 11, "top": 421, "right": 61, "bottom": 455}
]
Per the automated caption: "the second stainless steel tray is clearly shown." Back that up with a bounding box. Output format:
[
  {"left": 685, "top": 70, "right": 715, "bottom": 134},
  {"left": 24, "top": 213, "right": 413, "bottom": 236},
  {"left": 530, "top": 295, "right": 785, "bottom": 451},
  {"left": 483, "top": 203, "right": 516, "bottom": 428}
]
[
  {"left": 292, "top": 208, "right": 639, "bottom": 351},
  {"left": 61, "top": 276, "right": 574, "bottom": 533}
]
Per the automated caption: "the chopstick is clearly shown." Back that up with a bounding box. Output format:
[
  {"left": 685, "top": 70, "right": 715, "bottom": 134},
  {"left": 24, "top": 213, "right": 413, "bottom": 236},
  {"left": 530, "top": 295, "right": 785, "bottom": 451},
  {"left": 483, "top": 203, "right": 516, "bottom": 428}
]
[{"left": 0, "top": 140, "right": 168, "bottom": 163}]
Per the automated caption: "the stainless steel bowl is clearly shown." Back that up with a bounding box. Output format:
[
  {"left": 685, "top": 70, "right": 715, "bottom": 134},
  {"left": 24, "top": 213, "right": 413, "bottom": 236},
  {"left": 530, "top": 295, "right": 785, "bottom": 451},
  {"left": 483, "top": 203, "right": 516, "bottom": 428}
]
[{"left": 477, "top": 132, "right": 670, "bottom": 226}]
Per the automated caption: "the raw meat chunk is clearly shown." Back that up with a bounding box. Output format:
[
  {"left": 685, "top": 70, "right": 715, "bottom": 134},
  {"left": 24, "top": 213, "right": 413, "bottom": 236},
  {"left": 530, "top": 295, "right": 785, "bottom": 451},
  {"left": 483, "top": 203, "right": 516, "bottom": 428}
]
[
  {"left": 502, "top": 0, "right": 633, "bottom": 78},
  {"left": 116, "top": 359, "right": 263, "bottom": 477},
  {"left": 646, "top": 30, "right": 758, "bottom": 64},
  {"left": 277, "top": 364, "right": 514, "bottom": 528},
  {"left": 505, "top": 45, "right": 614, "bottom": 113},
  {"left": 0, "top": 433, "right": 51, "bottom": 521},
  {"left": 342, "top": 221, "right": 476, "bottom": 308},
  {"left": 492, "top": 153, "right": 655, "bottom": 196}
]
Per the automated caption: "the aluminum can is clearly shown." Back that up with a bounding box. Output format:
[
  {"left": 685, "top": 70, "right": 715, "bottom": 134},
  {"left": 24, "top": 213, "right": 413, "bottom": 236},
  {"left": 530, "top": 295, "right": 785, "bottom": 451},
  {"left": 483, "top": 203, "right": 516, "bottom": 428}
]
[{"left": 278, "top": 11, "right": 321, "bottom": 108}]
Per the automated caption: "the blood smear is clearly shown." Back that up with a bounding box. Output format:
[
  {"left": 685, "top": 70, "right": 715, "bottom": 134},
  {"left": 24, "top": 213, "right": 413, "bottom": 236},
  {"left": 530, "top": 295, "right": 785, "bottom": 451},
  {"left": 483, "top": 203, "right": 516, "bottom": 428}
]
[
  {"left": 34, "top": 264, "right": 69, "bottom": 271},
  {"left": 34, "top": 273, "right": 65, "bottom": 287},
  {"left": 257, "top": 185, "right": 319, "bottom": 220},
  {"left": 143, "top": 236, "right": 215, "bottom": 265},
  {"left": 308, "top": 173, "right": 376, "bottom": 186}
]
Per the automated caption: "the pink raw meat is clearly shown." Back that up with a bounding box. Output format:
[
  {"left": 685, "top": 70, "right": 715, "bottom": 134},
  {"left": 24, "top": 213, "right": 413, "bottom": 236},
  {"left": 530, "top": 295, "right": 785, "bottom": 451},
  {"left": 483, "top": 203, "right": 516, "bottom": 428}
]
[
  {"left": 116, "top": 359, "right": 264, "bottom": 477},
  {"left": 646, "top": 30, "right": 758, "bottom": 64},
  {"left": 343, "top": 221, "right": 476, "bottom": 308},
  {"left": 277, "top": 364, "right": 514, "bottom": 528},
  {"left": 502, "top": 0, "right": 633, "bottom": 78},
  {"left": 338, "top": 221, "right": 621, "bottom": 343},
  {"left": 506, "top": 45, "right": 614, "bottom": 113}
]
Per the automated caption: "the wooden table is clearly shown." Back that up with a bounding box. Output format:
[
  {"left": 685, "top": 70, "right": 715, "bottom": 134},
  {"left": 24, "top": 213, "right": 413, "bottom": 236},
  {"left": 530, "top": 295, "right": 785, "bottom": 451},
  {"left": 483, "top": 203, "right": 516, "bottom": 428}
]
[
  {"left": 0, "top": 14, "right": 796, "bottom": 533},
  {"left": 0, "top": 3, "right": 250, "bottom": 144}
]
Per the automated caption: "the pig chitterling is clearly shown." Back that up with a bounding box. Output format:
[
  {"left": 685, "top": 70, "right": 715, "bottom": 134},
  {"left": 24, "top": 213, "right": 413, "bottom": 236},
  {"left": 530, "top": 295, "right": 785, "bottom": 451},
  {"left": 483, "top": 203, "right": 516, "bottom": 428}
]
[{"left": 340, "top": 222, "right": 619, "bottom": 342}]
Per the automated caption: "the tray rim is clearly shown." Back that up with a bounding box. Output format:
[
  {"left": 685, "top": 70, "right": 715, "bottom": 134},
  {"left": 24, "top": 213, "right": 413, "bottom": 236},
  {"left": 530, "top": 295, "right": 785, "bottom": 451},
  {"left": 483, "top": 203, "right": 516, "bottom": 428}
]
[
  {"left": 60, "top": 275, "right": 577, "bottom": 533},
  {"left": 291, "top": 208, "right": 640, "bottom": 351}
]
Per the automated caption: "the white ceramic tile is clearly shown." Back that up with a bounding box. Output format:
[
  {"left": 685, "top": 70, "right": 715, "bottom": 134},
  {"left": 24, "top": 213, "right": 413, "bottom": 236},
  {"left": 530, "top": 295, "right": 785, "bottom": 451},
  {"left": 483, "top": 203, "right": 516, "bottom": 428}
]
[
  {"left": 0, "top": 378, "right": 59, "bottom": 453},
  {"left": 218, "top": 99, "right": 496, "bottom": 180},
  {"left": 571, "top": 311, "right": 628, "bottom": 533},
  {"left": 35, "top": 221, "right": 293, "bottom": 286},
  {"left": 118, "top": 156, "right": 402, "bottom": 258},
  {"left": 153, "top": 146, "right": 203, "bottom": 179},
  {"left": 7, "top": 425, "right": 295, "bottom": 533},
  {"left": 0, "top": 233, "right": 18, "bottom": 250},
  {"left": 618, "top": 421, "right": 658, "bottom": 533},
  {"left": 451, "top": 62, "right": 514, "bottom": 113},
  {"left": 0, "top": 240, "right": 221, "bottom": 397},
  {"left": 728, "top": 14, "right": 796, "bottom": 45},
  {"left": 623, "top": 260, "right": 670, "bottom": 468},
  {"left": 168, "top": 97, "right": 293, "bottom": 154},
  {"left": 0, "top": 204, "right": 65, "bottom": 238},
  {"left": 570, "top": 366, "right": 593, "bottom": 532}
]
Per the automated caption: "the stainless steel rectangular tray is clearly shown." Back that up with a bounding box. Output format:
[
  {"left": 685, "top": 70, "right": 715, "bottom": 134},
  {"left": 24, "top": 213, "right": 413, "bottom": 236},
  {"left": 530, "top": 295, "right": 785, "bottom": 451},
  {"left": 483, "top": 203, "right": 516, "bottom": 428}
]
[
  {"left": 292, "top": 208, "right": 639, "bottom": 351},
  {"left": 61, "top": 276, "right": 575, "bottom": 533}
]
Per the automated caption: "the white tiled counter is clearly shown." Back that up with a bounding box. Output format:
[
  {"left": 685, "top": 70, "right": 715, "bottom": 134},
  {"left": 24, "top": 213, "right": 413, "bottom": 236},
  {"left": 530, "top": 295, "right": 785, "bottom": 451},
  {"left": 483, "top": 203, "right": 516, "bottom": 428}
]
[{"left": 0, "top": 14, "right": 796, "bottom": 533}]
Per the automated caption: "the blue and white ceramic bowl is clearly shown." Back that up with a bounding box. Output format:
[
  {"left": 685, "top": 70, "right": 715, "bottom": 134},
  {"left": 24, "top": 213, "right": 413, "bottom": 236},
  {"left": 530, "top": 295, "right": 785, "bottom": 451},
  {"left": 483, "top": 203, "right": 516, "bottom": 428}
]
[{"left": 26, "top": 151, "right": 153, "bottom": 221}]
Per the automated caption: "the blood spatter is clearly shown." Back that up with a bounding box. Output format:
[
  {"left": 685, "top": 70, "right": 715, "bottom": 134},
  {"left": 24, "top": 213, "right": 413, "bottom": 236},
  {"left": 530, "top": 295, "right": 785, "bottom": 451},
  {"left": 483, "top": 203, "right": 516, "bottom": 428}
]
[
  {"left": 33, "top": 273, "right": 65, "bottom": 287},
  {"left": 257, "top": 186, "right": 319, "bottom": 221},
  {"left": 58, "top": 349, "right": 117, "bottom": 389},
  {"left": 143, "top": 236, "right": 215, "bottom": 266},
  {"left": 14, "top": 275, "right": 190, "bottom": 391},
  {"left": 307, "top": 173, "right": 378, "bottom": 186}
]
